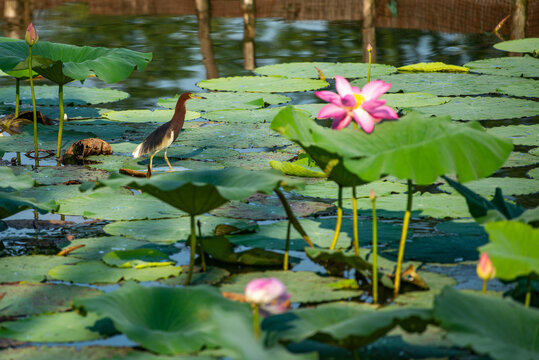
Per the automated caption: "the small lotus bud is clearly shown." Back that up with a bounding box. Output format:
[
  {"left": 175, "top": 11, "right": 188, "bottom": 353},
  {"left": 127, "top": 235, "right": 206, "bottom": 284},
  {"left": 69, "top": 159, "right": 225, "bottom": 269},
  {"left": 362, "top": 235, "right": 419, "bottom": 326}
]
[
  {"left": 476, "top": 252, "right": 496, "bottom": 280},
  {"left": 369, "top": 189, "right": 376, "bottom": 200},
  {"left": 25, "top": 23, "right": 39, "bottom": 46},
  {"left": 367, "top": 43, "right": 373, "bottom": 52},
  {"left": 245, "top": 277, "right": 291, "bottom": 314}
]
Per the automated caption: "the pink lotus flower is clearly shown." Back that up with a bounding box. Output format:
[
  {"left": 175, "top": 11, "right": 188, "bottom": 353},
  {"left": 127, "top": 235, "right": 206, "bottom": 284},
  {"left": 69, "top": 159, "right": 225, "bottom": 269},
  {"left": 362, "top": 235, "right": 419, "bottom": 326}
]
[
  {"left": 315, "top": 76, "right": 398, "bottom": 132},
  {"left": 476, "top": 252, "right": 496, "bottom": 280},
  {"left": 245, "top": 277, "right": 290, "bottom": 314},
  {"left": 25, "top": 23, "right": 39, "bottom": 46}
]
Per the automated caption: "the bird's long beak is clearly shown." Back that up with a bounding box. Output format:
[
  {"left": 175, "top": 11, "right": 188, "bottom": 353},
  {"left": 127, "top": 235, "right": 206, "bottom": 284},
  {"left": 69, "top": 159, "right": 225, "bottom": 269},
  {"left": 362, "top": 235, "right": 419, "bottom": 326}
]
[{"left": 190, "top": 94, "right": 205, "bottom": 99}]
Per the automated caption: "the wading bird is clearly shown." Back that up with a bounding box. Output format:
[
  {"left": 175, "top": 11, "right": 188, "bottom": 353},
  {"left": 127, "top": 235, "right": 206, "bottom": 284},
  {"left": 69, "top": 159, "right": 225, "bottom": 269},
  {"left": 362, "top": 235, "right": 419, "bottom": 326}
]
[{"left": 132, "top": 92, "right": 202, "bottom": 172}]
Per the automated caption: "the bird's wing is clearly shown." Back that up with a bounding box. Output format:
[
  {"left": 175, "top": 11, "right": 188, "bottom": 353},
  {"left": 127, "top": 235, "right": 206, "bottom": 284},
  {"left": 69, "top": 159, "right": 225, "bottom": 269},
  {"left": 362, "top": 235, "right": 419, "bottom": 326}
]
[{"left": 132, "top": 124, "right": 174, "bottom": 158}]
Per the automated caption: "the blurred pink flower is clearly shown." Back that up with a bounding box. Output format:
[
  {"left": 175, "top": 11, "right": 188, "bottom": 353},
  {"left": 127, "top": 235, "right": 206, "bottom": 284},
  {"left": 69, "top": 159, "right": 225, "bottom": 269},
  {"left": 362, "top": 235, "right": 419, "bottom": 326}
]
[
  {"left": 315, "top": 76, "right": 398, "bottom": 132},
  {"left": 476, "top": 252, "right": 496, "bottom": 280},
  {"left": 25, "top": 23, "right": 39, "bottom": 46},
  {"left": 245, "top": 277, "right": 291, "bottom": 314}
]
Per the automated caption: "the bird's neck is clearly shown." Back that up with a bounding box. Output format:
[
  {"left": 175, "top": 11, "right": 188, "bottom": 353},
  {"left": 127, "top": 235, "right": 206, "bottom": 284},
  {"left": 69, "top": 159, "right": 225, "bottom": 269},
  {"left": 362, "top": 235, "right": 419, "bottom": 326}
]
[{"left": 172, "top": 100, "right": 187, "bottom": 128}]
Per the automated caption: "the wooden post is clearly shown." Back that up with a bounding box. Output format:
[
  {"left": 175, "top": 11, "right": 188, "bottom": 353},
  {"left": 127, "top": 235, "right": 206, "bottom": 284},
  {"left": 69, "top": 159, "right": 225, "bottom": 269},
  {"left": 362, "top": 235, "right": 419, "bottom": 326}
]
[
  {"left": 241, "top": 0, "right": 256, "bottom": 70},
  {"left": 195, "top": 0, "right": 219, "bottom": 79},
  {"left": 510, "top": 0, "right": 527, "bottom": 39},
  {"left": 362, "top": 0, "right": 376, "bottom": 63}
]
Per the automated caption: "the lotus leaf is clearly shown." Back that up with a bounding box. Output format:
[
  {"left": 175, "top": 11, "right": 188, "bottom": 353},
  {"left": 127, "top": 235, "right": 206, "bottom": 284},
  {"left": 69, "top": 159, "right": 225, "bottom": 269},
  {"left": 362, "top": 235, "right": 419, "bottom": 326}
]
[
  {"left": 493, "top": 38, "right": 539, "bottom": 53},
  {"left": 381, "top": 92, "right": 452, "bottom": 108},
  {"left": 254, "top": 62, "right": 396, "bottom": 79},
  {"left": 293, "top": 179, "right": 408, "bottom": 199},
  {"left": 433, "top": 287, "right": 539, "bottom": 360},
  {"left": 202, "top": 107, "right": 287, "bottom": 124},
  {"left": 200, "top": 236, "right": 289, "bottom": 266},
  {"left": 440, "top": 177, "right": 538, "bottom": 196},
  {"left": 414, "top": 96, "right": 539, "bottom": 120},
  {"left": 464, "top": 56, "right": 539, "bottom": 78},
  {"left": 74, "top": 282, "right": 251, "bottom": 355},
  {"left": 0, "top": 84, "right": 129, "bottom": 105},
  {"left": 220, "top": 270, "right": 363, "bottom": 303},
  {"left": 481, "top": 221, "right": 539, "bottom": 280},
  {"left": 197, "top": 75, "right": 328, "bottom": 92},
  {"left": 397, "top": 62, "right": 468, "bottom": 73},
  {"left": 504, "top": 151, "right": 538, "bottom": 167},
  {"left": 0, "top": 166, "right": 34, "bottom": 191},
  {"left": 262, "top": 304, "right": 432, "bottom": 349},
  {"left": 102, "top": 249, "right": 172, "bottom": 268},
  {"left": 159, "top": 92, "right": 291, "bottom": 111},
  {"left": 0, "top": 191, "right": 59, "bottom": 219},
  {"left": 529, "top": 167, "right": 539, "bottom": 179},
  {"left": 497, "top": 81, "right": 539, "bottom": 98},
  {"left": 13, "top": 165, "right": 109, "bottom": 185},
  {"left": 161, "top": 266, "right": 230, "bottom": 286},
  {"left": 304, "top": 247, "right": 372, "bottom": 277},
  {"left": 0, "top": 347, "right": 193, "bottom": 360},
  {"left": 102, "top": 109, "right": 201, "bottom": 123},
  {"left": 218, "top": 150, "right": 297, "bottom": 171},
  {"left": 487, "top": 124, "right": 539, "bottom": 146}
]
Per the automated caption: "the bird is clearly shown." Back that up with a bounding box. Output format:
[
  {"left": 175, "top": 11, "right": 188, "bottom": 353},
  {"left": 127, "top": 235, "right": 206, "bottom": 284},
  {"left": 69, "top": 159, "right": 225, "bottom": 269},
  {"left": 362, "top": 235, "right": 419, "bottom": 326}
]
[{"left": 132, "top": 92, "right": 202, "bottom": 172}]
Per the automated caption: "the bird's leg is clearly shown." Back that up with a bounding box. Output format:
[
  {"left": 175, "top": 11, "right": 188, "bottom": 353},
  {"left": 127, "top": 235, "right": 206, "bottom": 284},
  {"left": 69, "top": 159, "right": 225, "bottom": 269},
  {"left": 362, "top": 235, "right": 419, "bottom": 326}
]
[
  {"left": 164, "top": 149, "right": 173, "bottom": 172},
  {"left": 149, "top": 151, "right": 159, "bottom": 173}
]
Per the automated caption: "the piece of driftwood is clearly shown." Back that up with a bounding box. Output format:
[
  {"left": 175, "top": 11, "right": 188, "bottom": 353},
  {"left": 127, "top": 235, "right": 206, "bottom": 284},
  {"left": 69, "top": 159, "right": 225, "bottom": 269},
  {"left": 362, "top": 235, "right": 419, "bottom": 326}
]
[
  {"left": 62, "top": 138, "right": 112, "bottom": 163},
  {"left": 119, "top": 165, "right": 152, "bottom": 178}
]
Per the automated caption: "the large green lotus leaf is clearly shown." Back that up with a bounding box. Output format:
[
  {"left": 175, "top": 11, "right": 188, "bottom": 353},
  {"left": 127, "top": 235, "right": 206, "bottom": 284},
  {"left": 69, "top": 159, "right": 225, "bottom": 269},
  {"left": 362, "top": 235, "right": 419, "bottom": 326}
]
[
  {"left": 0, "top": 255, "right": 78, "bottom": 282},
  {"left": 0, "top": 191, "right": 57, "bottom": 219},
  {"left": 56, "top": 236, "right": 177, "bottom": 261},
  {"left": 197, "top": 76, "right": 328, "bottom": 93},
  {"left": 481, "top": 221, "right": 539, "bottom": 280},
  {"left": 12, "top": 165, "right": 109, "bottom": 186},
  {"left": 0, "top": 39, "right": 152, "bottom": 84},
  {"left": 161, "top": 266, "right": 230, "bottom": 286},
  {"left": 464, "top": 56, "right": 539, "bottom": 78},
  {"left": 201, "top": 107, "right": 287, "bottom": 124},
  {"left": 414, "top": 96, "right": 539, "bottom": 120},
  {"left": 102, "top": 109, "right": 201, "bottom": 123},
  {"left": 254, "top": 62, "right": 397, "bottom": 79},
  {"left": 529, "top": 167, "right": 539, "bottom": 179},
  {"left": 262, "top": 304, "right": 432, "bottom": 349},
  {"left": 0, "top": 167, "right": 35, "bottom": 191},
  {"left": 504, "top": 151, "right": 538, "bottom": 167},
  {"left": 487, "top": 124, "right": 539, "bottom": 146},
  {"left": 0, "top": 85, "right": 129, "bottom": 105},
  {"left": 0, "top": 311, "right": 116, "bottom": 342},
  {"left": 159, "top": 92, "right": 291, "bottom": 111},
  {"left": 0, "top": 283, "right": 102, "bottom": 317},
  {"left": 102, "top": 249, "right": 172, "bottom": 268},
  {"left": 434, "top": 287, "right": 539, "bottom": 360},
  {"left": 74, "top": 282, "right": 251, "bottom": 355},
  {"left": 62, "top": 119, "right": 131, "bottom": 141},
  {"left": 85, "top": 168, "right": 304, "bottom": 216},
  {"left": 381, "top": 92, "right": 451, "bottom": 108},
  {"left": 104, "top": 216, "right": 256, "bottom": 244},
  {"left": 220, "top": 270, "right": 362, "bottom": 303},
  {"left": 86, "top": 155, "right": 146, "bottom": 172},
  {"left": 440, "top": 177, "right": 538, "bottom": 196},
  {"left": 218, "top": 150, "right": 296, "bottom": 171},
  {"left": 15, "top": 184, "right": 89, "bottom": 207},
  {"left": 48, "top": 260, "right": 182, "bottom": 283},
  {"left": 494, "top": 38, "right": 539, "bottom": 53},
  {"left": 497, "top": 80, "right": 539, "bottom": 98},
  {"left": 292, "top": 179, "right": 408, "bottom": 199},
  {"left": 58, "top": 188, "right": 186, "bottom": 220},
  {"left": 351, "top": 73, "right": 533, "bottom": 96},
  {"left": 227, "top": 217, "right": 403, "bottom": 250}
]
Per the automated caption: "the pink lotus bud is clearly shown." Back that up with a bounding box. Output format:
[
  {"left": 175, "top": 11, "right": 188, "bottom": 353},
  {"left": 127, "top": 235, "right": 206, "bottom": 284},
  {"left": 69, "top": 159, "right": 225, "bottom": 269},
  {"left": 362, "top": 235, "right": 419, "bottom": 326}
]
[
  {"left": 367, "top": 43, "right": 373, "bottom": 52},
  {"left": 476, "top": 252, "right": 496, "bottom": 280},
  {"left": 245, "top": 277, "right": 291, "bottom": 314},
  {"left": 25, "top": 23, "right": 39, "bottom": 46},
  {"left": 369, "top": 189, "right": 376, "bottom": 200}
]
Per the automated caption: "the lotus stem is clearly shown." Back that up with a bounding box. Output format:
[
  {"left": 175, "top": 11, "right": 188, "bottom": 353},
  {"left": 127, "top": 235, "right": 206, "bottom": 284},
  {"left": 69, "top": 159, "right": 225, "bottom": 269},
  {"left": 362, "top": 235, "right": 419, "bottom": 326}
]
[
  {"left": 482, "top": 279, "right": 488, "bottom": 294},
  {"left": 352, "top": 186, "right": 359, "bottom": 256},
  {"left": 370, "top": 190, "right": 378, "bottom": 304},
  {"left": 330, "top": 185, "right": 343, "bottom": 250},
  {"left": 274, "top": 188, "right": 313, "bottom": 247},
  {"left": 525, "top": 276, "right": 531, "bottom": 307},
  {"left": 56, "top": 83, "right": 65, "bottom": 159},
  {"left": 197, "top": 219, "right": 206, "bottom": 272},
  {"left": 28, "top": 45, "right": 39, "bottom": 168},
  {"left": 185, "top": 214, "right": 197, "bottom": 285},
  {"left": 394, "top": 179, "right": 413, "bottom": 297},
  {"left": 15, "top": 78, "right": 20, "bottom": 117},
  {"left": 284, "top": 220, "right": 291, "bottom": 271},
  {"left": 16, "top": 152, "right": 21, "bottom": 165},
  {"left": 367, "top": 43, "right": 372, "bottom": 82},
  {"left": 252, "top": 303, "right": 260, "bottom": 339}
]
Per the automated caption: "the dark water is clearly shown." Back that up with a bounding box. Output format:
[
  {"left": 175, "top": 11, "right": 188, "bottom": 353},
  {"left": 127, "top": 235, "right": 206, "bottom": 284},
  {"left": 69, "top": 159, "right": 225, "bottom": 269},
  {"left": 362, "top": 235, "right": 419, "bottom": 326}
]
[{"left": 1, "top": 2, "right": 504, "bottom": 110}]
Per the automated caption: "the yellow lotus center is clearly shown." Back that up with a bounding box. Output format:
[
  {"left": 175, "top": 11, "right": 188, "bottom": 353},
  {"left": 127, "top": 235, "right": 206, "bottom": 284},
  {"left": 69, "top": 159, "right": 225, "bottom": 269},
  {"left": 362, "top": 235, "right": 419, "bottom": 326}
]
[{"left": 353, "top": 94, "right": 365, "bottom": 109}]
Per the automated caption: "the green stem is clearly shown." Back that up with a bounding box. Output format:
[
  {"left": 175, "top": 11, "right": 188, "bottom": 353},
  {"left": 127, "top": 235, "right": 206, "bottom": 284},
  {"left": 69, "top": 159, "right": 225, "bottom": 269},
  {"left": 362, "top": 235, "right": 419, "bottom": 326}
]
[
  {"left": 482, "top": 279, "right": 488, "bottom": 294},
  {"left": 352, "top": 186, "right": 359, "bottom": 256},
  {"left": 15, "top": 78, "right": 20, "bottom": 118},
  {"left": 371, "top": 193, "right": 378, "bottom": 304},
  {"left": 28, "top": 45, "right": 39, "bottom": 168},
  {"left": 16, "top": 152, "right": 21, "bottom": 165},
  {"left": 274, "top": 188, "right": 313, "bottom": 247},
  {"left": 197, "top": 219, "right": 206, "bottom": 272},
  {"left": 394, "top": 179, "right": 413, "bottom": 297},
  {"left": 330, "top": 185, "right": 343, "bottom": 250},
  {"left": 56, "top": 83, "right": 64, "bottom": 159},
  {"left": 367, "top": 46, "right": 372, "bottom": 82},
  {"left": 284, "top": 220, "right": 291, "bottom": 271},
  {"left": 525, "top": 276, "right": 531, "bottom": 307},
  {"left": 252, "top": 303, "right": 260, "bottom": 339},
  {"left": 185, "top": 215, "right": 197, "bottom": 286}
]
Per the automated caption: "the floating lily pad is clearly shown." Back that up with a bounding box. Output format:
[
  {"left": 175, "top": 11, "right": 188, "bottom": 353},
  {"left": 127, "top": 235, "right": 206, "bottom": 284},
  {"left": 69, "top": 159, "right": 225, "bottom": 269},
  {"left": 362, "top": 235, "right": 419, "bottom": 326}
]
[
  {"left": 0, "top": 85, "right": 129, "bottom": 105},
  {"left": 434, "top": 287, "right": 539, "bottom": 360},
  {"left": 351, "top": 73, "right": 533, "bottom": 96},
  {"left": 293, "top": 179, "right": 408, "bottom": 199},
  {"left": 13, "top": 165, "right": 109, "bottom": 185},
  {"left": 270, "top": 160, "right": 326, "bottom": 178},
  {"left": 102, "top": 109, "right": 201, "bottom": 123},
  {"left": 494, "top": 38, "right": 539, "bottom": 53},
  {"left": 253, "top": 62, "right": 397, "bottom": 79},
  {"left": 218, "top": 150, "right": 296, "bottom": 171},
  {"left": 200, "top": 236, "right": 289, "bottom": 266},
  {"left": 0, "top": 283, "right": 102, "bottom": 317},
  {"left": 103, "top": 216, "right": 256, "bottom": 244},
  {"left": 86, "top": 154, "right": 145, "bottom": 172},
  {"left": 504, "top": 151, "right": 538, "bottom": 168},
  {"left": 382, "top": 92, "right": 452, "bottom": 108},
  {"left": 62, "top": 119, "right": 132, "bottom": 141},
  {"left": 528, "top": 167, "right": 539, "bottom": 179},
  {"left": 464, "top": 56, "right": 539, "bottom": 78},
  {"left": 220, "top": 270, "right": 363, "bottom": 303},
  {"left": 415, "top": 96, "right": 539, "bottom": 120},
  {"left": 394, "top": 270, "right": 458, "bottom": 308},
  {"left": 159, "top": 92, "right": 291, "bottom": 111},
  {"left": 0, "top": 311, "right": 116, "bottom": 342},
  {"left": 48, "top": 260, "right": 182, "bottom": 283},
  {"left": 0, "top": 347, "right": 197, "bottom": 360},
  {"left": 74, "top": 282, "right": 251, "bottom": 355},
  {"left": 201, "top": 107, "right": 287, "bottom": 124},
  {"left": 161, "top": 266, "right": 231, "bottom": 286},
  {"left": 102, "top": 249, "right": 172, "bottom": 268},
  {"left": 398, "top": 62, "right": 468, "bottom": 73},
  {"left": 440, "top": 177, "right": 538, "bottom": 196},
  {"left": 487, "top": 124, "right": 539, "bottom": 146},
  {"left": 0, "top": 255, "right": 79, "bottom": 282},
  {"left": 0, "top": 167, "right": 34, "bottom": 191},
  {"left": 197, "top": 76, "right": 328, "bottom": 93},
  {"left": 435, "top": 220, "right": 487, "bottom": 237},
  {"left": 497, "top": 80, "right": 539, "bottom": 98}
]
